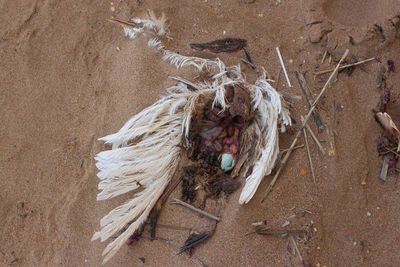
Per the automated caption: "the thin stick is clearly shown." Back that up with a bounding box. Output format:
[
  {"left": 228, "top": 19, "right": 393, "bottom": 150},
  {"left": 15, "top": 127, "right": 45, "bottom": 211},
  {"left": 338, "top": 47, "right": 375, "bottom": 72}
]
[
  {"left": 171, "top": 198, "right": 220, "bottom": 221},
  {"left": 168, "top": 76, "right": 202, "bottom": 91},
  {"left": 301, "top": 116, "right": 316, "bottom": 183},
  {"left": 295, "top": 71, "right": 324, "bottom": 132},
  {"left": 289, "top": 234, "right": 303, "bottom": 263},
  {"left": 261, "top": 49, "right": 349, "bottom": 202},
  {"left": 276, "top": 47, "right": 292, "bottom": 87},
  {"left": 239, "top": 57, "right": 256, "bottom": 69},
  {"left": 315, "top": 57, "right": 375, "bottom": 75},
  {"left": 280, "top": 144, "right": 304, "bottom": 154},
  {"left": 303, "top": 120, "right": 325, "bottom": 154},
  {"left": 194, "top": 256, "right": 207, "bottom": 267},
  {"left": 243, "top": 47, "right": 256, "bottom": 70},
  {"left": 321, "top": 50, "right": 327, "bottom": 64}
]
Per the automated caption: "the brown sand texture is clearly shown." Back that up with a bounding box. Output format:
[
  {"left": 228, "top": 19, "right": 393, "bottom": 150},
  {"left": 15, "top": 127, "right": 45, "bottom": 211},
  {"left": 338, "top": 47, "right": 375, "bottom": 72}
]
[{"left": 1, "top": 0, "right": 400, "bottom": 266}]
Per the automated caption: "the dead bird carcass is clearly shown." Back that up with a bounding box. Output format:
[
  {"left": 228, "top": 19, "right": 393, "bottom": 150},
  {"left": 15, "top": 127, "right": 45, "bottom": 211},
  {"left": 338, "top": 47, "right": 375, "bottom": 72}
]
[{"left": 92, "top": 11, "right": 291, "bottom": 263}]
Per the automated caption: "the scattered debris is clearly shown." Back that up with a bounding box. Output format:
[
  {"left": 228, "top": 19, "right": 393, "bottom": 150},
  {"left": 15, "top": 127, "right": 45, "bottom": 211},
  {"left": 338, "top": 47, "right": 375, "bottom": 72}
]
[
  {"left": 181, "top": 166, "right": 198, "bottom": 203},
  {"left": 344, "top": 235, "right": 364, "bottom": 247},
  {"left": 243, "top": 47, "right": 256, "bottom": 69},
  {"left": 326, "top": 128, "right": 336, "bottom": 156},
  {"left": 304, "top": 122, "right": 325, "bottom": 154},
  {"left": 375, "top": 112, "right": 400, "bottom": 139},
  {"left": 252, "top": 225, "right": 311, "bottom": 239},
  {"left": 179, "top": 201, "right": 221, "bottom": 256},
  {"left": 208, "top": 173, "right": 241, "bottom": 198},
  {"left": 321, "top": 50, "right": 328, "bottom": 64},
  {"left": 380, "top": 156, "right": 390, "bottom": 181},
  {"left": 295, "top": 71, "right": 323, "bottom": 132},
  {"left": 239, "top": 57, "right": 256, "bottom": 69},
  {"left": 190, "top": 38, "right": 247, "bottom": 53},
  {"left": 314, "top": 57, "right": 375, "bottom": 76},
  {"left": 179, "top": 232, "right": 211, "bottom": 255},
  {"left": 252, "top": 220, "right": 268, "bottom": 227},
  {"left": 387, "top": 60, "right": 395, "bottom": 73},
  {"left": 194, "top": 256, "right": 207, "bottom": 267},
  {"left": 280, "top": 144, "right": 304, "bottom": 155},
  {"left": 262, "top": 49, "right": 349, "bottom": 201},
  {"left": 289, "top": 234, "right": 303, "bottom": 264},
  {"left": 301, "top": 116, "right": 316, "bottom": 183}
]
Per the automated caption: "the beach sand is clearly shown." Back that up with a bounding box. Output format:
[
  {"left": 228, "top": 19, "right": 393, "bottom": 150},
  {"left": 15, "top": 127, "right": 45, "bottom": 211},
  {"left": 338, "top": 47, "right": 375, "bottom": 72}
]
[{"left": 1, "top": 0, "right": 400, "bottom": 266}]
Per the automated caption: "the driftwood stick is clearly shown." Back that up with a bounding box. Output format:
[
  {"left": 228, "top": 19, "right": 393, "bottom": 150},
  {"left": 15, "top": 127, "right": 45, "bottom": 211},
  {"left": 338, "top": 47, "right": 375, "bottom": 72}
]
[
  {"left": 171, "top": 198, "right": 220, "bottom": 221},
  {"left": 315, "top": 57, "right": 375, "bottom": 76},
  {"left": 301, "top": 116, "right": 316, "bottom": 183},
  {"left": 304, "top": 121, "right": 325, "bottom": 155},
  {"left": 295, "top": 71, "right": 324, "bottom": 132},
  {"left": 261, "top": 49, "right": 349, "bottom": 202}
]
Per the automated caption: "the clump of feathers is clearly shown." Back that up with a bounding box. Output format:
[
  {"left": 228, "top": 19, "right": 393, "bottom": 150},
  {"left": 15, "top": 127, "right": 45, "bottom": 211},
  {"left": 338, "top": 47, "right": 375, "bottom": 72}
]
[{"left": 92, "top": 11, "right": 291, "bottom": 264}]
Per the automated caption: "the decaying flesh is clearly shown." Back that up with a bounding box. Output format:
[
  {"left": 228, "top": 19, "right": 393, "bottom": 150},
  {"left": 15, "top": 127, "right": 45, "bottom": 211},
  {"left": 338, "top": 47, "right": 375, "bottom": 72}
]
[{"left": 189, "top": 84, "right": 252, "bottom": 172}]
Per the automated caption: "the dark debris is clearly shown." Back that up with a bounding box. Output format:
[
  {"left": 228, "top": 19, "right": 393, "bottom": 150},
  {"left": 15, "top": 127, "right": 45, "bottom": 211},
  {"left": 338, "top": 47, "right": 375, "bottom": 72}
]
[{"left": 190, "top": 38, "right": 247, "bottom": 53}]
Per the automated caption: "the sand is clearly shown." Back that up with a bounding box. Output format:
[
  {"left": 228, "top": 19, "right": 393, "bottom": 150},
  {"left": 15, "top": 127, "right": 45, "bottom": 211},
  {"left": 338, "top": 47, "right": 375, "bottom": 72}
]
[{"left": 1, "top": 0, "right": 400, "bottom": 266}]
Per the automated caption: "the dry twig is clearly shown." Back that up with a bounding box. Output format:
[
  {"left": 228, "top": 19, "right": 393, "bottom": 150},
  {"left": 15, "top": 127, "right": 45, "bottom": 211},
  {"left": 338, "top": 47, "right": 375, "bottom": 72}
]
[
  {"left": 295, "top": 71, "right": 324, "bottom": 132},
  {"left": 280, "top": 144, "right": 304, "bottom": 155},
  {"left": 301, "top": 116, "right": 316, "bottom": 183},
  {"left": 171, "top": 198, "right": 220, "bottom": 221},
  {"left": 239, "top": 58, "right": 256, "bottom": 69},
  {"left": 304, "top": 122, "right": 325, "bottom": 155},
  {"left": 289, "top": 234, "right": 303, "bottom": 263},
  {"left": 315, "top": 57, "right": 375, "bottom": 76}
]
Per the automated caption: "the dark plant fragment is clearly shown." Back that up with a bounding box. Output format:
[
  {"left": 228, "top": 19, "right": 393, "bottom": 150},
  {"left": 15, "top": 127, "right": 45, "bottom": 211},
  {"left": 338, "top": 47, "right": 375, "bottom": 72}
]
[
  {"left": 181, "top": 166, "right": 198, "bottom": 203},
  {"left": 190, "top": 38, "right": 247, "bottom": 53},
  {"left": 178, "top": 232, "right": 210, "bottom": 255},
  {"left": 387, "top": 59, "right": 395, "bottom": 73}
]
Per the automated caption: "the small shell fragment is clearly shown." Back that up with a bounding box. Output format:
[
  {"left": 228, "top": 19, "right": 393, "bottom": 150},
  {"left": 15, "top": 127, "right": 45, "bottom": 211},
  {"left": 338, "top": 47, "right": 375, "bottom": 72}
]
[{"left": 375, "top": 112, "right": 400, "bottom": 137}]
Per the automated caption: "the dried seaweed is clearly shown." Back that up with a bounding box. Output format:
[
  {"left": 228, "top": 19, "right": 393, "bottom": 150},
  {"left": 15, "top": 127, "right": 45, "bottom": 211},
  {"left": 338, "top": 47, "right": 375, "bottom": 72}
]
[
  {"left": 190, "top": 38, "right": 247, "bottom": 53},
  {"left": 181, "top": 166, "right": 198, "bottom": 203}
]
